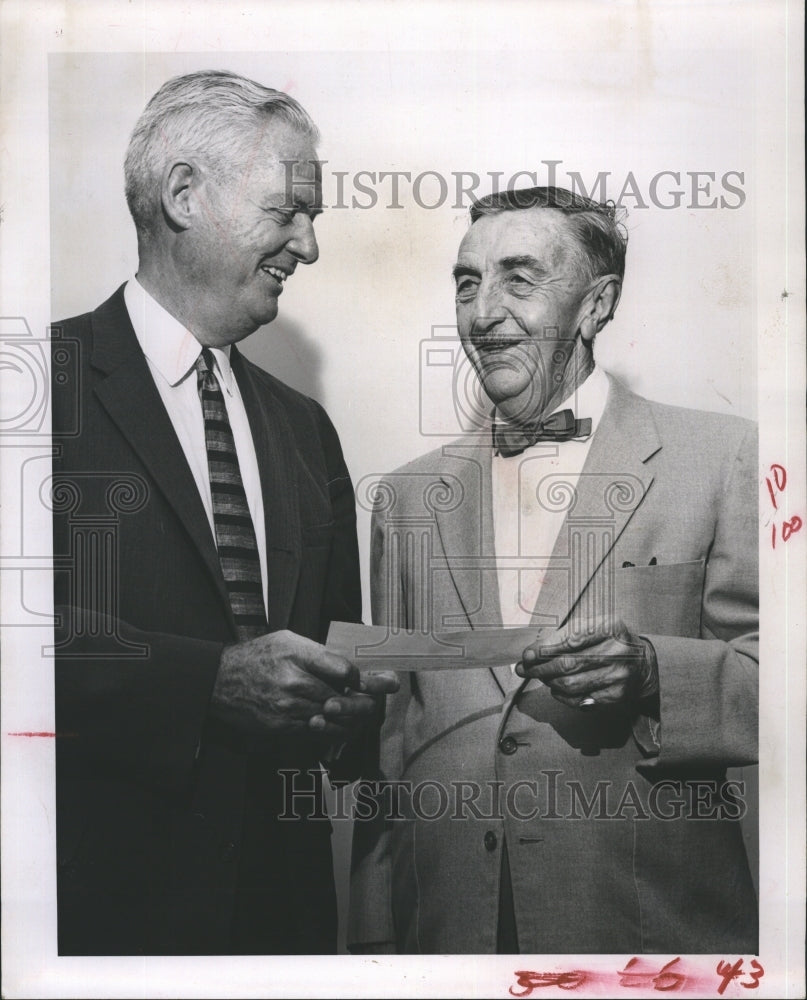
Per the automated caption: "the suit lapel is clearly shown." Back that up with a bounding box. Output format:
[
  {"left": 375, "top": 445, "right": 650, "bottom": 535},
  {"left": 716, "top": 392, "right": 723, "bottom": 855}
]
[
  {"left": 89, "top": 287, "right": 238, "bottom": 634},
  {"left": 232, "top": 351, "right": 301, "bottom": 632},
  {"left": 532, "top": 375, "right": 661, "bottom": 633},
  {"left": 432, "top": 438, "right": 522, "bottom": 696}
]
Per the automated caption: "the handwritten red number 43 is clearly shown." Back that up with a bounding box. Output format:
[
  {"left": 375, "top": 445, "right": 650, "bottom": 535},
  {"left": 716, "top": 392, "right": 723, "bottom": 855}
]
[{"left": 716, "top": 958, "right": 765, "bottom": 994}]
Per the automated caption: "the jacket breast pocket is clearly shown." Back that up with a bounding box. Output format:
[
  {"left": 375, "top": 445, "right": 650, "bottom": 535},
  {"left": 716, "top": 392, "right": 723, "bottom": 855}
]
[{"left": 611, "top": 559, "right": 705, "bottom": 638}]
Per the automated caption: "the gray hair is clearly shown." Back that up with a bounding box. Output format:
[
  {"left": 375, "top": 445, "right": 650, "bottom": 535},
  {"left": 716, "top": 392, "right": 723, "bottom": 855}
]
[
  {"left": 124, "top": 69, "right": 319, "bottom": 236},
  {"left": 469, "top": 186, "right": 628, "bottom": 283}
]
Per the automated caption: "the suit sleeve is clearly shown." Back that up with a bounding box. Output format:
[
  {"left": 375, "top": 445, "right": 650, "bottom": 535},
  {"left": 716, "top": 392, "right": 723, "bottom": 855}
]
[
  {"left": 635, "top": 424, "right": 758, "bottom": 771},
  {"left": 347, "top": 491, "right": 407, "bottom": 951},
  {"left": 54, "top": 608, "right": 224, "bottom": 792}
]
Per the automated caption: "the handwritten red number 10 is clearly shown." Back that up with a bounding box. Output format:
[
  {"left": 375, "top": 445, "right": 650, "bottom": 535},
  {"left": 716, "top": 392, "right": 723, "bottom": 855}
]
[{"left": 766, "top": 463, "right": 802, "bottom": 549}]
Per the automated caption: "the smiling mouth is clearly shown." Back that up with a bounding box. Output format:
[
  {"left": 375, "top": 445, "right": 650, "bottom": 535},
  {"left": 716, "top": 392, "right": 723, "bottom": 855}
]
[
  {"left": 473, "top": 337, "right": 526, "bottom": 355},
  {"left": 260, "top": 264, "right": 289, "bottom": 286}
]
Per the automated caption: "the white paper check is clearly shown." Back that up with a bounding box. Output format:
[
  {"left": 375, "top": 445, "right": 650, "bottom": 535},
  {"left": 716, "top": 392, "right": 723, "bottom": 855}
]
[{"left": 326, "top": 621, "right": 544, "bottom": 671}]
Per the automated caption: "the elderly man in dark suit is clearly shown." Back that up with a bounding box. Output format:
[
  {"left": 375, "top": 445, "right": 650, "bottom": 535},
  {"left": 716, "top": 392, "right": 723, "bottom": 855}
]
[
  {"left": 51, "top": 69, "right": 397, "bottom": 956},
  {"left": 349, "top": 187, "right": 757, "bottom": 954}
]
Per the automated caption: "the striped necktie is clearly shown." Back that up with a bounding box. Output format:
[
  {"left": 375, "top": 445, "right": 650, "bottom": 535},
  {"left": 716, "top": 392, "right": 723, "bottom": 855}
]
[{"left": 196, "top": 347, "right": 267, "bottom": 641}]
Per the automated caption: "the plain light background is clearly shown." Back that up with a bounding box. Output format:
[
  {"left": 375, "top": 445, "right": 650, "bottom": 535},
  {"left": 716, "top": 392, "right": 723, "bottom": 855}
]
[{"left": 2, "top": 2, "right": 803, "bottom": 997}]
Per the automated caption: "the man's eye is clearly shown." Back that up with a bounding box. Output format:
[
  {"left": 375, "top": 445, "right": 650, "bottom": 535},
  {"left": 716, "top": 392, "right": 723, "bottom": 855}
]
[
  {"left": 507, "top": 274, "right": 533, "bottom": 289},
  {"left": 268, "top": 208, "right": 297, "bottom": 225},
  {"left": 455, "top": 279, "right": 479, "bottom": 301}
]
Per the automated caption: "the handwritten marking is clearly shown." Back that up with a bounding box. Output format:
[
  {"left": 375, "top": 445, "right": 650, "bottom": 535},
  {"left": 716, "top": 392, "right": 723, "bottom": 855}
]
[
  {"left": 619, "top": 957, "right": 685, "bottom": 991},
  {"left": 510, "top": 970, "right": 588, "bottom": 995},
  {"left": 766, "top": 463, "right": 802, "bottom": 548},
  {"left": 715, "top": 958, "right": 764, "bottom": 994},
  {"left": 7, "top": 731, "right": 74, "bottom": 738},
  {"left": 510, "top": 957, "right": 764, "bottom": 996}
]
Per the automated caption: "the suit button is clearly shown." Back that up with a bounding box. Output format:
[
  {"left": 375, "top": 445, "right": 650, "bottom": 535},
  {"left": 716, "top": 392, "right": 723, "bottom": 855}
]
[
  {"left": 499, "top": 735, "right": 518, "bottom": 755},
  {"left": 484, "top": 831, "right": 498, "bottom": 852},
  {"left": 219, "top": 842, "right": 237, "bottom": 863}
]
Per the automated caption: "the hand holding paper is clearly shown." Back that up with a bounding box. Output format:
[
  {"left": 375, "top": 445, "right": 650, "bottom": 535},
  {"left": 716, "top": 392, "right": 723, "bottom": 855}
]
[
  {"left": 517, "top": 617, "right": 659, "bottom": 708},
  {"left": 326, "top": 621, "right": 543, "bottom": 672}
]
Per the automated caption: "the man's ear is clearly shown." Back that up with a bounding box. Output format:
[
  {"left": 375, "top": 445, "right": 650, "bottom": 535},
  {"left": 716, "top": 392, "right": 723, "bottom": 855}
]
[
  {"left": 160, "top": 161, "right": 198, "bottom": 232},
  {"left": 578, "top": 274, "right": 622, "bottom": 344}
]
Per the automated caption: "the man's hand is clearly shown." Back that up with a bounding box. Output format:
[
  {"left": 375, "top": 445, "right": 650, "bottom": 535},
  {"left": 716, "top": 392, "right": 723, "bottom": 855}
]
[
  {"left": 210, "top": 629, "right": 399, "bottom": 743},
  {"left": 516, "top": 617, "right": 658, "bottom": 709},
  {"left": 310, "top": 671, "right": 400, "bottom": 733}
]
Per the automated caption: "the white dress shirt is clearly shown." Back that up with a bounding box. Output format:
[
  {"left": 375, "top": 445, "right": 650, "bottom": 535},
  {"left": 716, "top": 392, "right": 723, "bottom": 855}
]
[
  {"left": 492, "top": 366, "right": 610, "bottom": 635},
  {"left": 124, "top": 277, "right": 269, "bottom": 616}
]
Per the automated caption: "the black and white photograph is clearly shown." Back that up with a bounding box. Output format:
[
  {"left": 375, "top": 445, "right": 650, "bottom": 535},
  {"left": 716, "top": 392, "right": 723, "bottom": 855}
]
[{"left": 1, "top": 1, "right": 804, "bottom": 997}]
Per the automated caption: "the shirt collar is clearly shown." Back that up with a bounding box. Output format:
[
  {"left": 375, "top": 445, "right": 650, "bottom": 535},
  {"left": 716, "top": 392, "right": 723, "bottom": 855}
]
[
  {"left": 123, "top": 276, "right": 236, "bottom": 393},
  {"left": 493, "top": 365, "right": 610, "bottom": 449},
  {"left": 550, "top": 363, "right": 609, "bottom": 433}
]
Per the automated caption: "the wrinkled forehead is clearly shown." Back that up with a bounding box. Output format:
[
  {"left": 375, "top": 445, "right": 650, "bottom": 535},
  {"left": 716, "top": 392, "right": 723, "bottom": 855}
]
[
  {"left": 257, "top": 121, "right": 318, "bottom": 169},
  {"left": 235, "top": 120, "right": 322, "bottom": 205},
  {"left": 456, "top": 207, "right": 575, "bottom": 270}
]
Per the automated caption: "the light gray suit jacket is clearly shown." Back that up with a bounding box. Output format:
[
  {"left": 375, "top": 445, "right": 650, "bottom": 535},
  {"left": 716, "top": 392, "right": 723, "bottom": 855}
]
[{"left": 348, "top": 375, "right": 758, "bottom": 954}]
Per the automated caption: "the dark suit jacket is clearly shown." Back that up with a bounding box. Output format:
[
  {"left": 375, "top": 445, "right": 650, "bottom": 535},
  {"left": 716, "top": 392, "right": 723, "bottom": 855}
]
[
  {"left": 349, "top": 375, "right": 758, "bottom": 954},
  {"left": 52, "top": 285, "right": 362, "bottom": 955}
]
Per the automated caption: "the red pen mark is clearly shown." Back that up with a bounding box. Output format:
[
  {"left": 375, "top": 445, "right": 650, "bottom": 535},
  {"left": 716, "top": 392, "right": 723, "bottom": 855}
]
[
  {"left": 765, "top": 463, "right": 786, "bottom": 509},
  {"left": 510, "top": 970, "right": 588, "bottom": 995},
  {"left": 741, "top": 960, "right": 765, "bottom": 990},
  {"left": 509, "top": 958, "right": 762, "bottom": 996},
  {"left": 619, "top": 956, "right": 686, "bottom": 991},
  {"left": 7, "top": 731, "right": 75, "bottom": 738},
  {"left": 766, "top": 463, "right": 802, "bottom": 548},
  {"left": 715, "top": 958, "right": 765, "bottom": 994}
]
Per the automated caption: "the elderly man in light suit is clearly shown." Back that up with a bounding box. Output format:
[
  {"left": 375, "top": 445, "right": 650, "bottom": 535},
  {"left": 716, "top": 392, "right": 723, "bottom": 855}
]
[{"left": 348, "top": 187, "right": 758, "bottom": 954}]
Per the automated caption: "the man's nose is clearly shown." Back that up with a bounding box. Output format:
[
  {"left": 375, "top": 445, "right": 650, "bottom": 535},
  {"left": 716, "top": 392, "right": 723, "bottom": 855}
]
[
  {"left": 287, "top": 214, "right": 319, "bottom": 265},
  {"left": 470, "top": 280, "right": 506, "bottom": 335}
]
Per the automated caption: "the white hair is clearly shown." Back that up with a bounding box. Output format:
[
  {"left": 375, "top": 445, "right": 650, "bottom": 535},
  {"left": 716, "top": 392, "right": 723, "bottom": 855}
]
[{"left": 124, "top": 69, "right": 319, "bottom": 236}]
